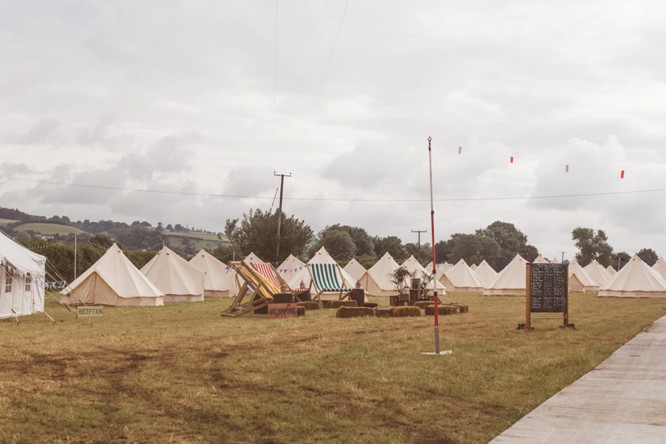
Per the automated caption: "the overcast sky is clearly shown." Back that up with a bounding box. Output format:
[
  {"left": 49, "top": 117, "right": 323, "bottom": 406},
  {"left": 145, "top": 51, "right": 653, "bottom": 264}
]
[{"left": 2, "top": 0, "right": 666, "bottom": 260}]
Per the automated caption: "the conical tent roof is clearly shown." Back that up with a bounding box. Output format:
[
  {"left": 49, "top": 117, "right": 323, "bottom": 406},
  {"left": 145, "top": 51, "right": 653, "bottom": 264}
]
[
  {"left": 60, "top": 244, "right": 164, "bottom": 306},
  {"left": 425, "top": 262, "right": 447, "bottom": 280},
  {"left": 359, "top": 252, "right": 401, "bottom": 296},
  {"left": 652, "top": 257, "right": 666, "bottom": 280},
  {"left": 474, "top": 260, "right": 498, "bottom": 287},
  {"left": 401, "top": 256, "right": 429, "bottom": 278},
  {"left": 483, "top": 254, "right": 528, "bottom": 296},
  {"left": 606, "top": 265, "right": 616, "bottom": 275},
  {"left": 551, "top": 257, "right": 561, "bottom": 264},
  {"left": 470, "top": 263, "right": 477, "bottom": 270},
  {"left": 584, "top": 259, "right": 612, "bottom": 286},
  {"left": 309, "top": 247, "right": 356, "bottom": 286},
  {"left": 568, "top": 260, "right": 598, "bottom": 292},
  {"left": 599, "top": 254, "right": 666, "bottom": 298},
  {"left": 343, "top": 258, "right": 367, "bottom": 285},
  {"left": 189, "top": 249, "right": 237, "bottom": 297},
  {"left": 244, "top": 252, "right": 264, "bottom": 264},
  {"left": 533, "top": 255, "right": 549, "bottom": 264},
  {"left": 277, "top": 254, "right": 308, "bottom": 289},
  {"left": 141, "top": 246, "right": 204, "bottom": 302},
  {"left": 442, "top": 259, "right": 485, "bottom": 292}
]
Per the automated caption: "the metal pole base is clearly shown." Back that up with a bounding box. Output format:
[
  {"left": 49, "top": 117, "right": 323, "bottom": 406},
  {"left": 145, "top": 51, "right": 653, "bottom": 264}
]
[{"left": 422, "top": 350, "right": 453, "bottom": 356}]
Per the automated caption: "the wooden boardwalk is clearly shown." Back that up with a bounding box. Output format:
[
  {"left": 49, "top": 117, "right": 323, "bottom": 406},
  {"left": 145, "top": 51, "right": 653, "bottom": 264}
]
[{"left": 491, "top": 315, "right": 666, "bottom": 443}]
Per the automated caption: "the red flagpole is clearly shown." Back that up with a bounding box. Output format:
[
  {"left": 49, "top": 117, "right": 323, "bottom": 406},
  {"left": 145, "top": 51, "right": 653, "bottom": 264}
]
[{"left": 427, "top": 136, "right": 441, "bottom": 354}]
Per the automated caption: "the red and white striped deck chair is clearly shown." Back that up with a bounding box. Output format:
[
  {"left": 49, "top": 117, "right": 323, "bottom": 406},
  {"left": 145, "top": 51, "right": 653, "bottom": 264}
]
[{"left": 251, "top": 261, "right": 289, "bottom": 294}]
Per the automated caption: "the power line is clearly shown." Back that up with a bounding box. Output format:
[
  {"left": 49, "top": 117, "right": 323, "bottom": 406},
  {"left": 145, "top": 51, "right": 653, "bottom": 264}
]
[{"left": 16, "top": 178, "right": 666, "bottom": 203}]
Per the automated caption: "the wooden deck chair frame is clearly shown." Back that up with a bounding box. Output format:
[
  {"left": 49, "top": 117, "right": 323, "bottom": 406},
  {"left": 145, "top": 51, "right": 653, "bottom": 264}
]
[
  {"left": 222, "top": 261, "right": 279, "bottom": 317},
  {"left": 308, "top": 263, "right": 353, "bottom": 305}
]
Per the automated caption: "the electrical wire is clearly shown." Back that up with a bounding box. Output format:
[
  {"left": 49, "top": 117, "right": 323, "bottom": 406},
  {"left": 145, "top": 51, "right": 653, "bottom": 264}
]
[{"left": 14, "top": 178, "right": 666, "bottom": 203}]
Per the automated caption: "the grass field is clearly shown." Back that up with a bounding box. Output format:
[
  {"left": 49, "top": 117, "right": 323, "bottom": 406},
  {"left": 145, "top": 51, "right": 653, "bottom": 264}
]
[
  {"left": 0, "top": 218, "right": 18, "bottom": 226},
  {"left": 1, "top": 292, "right": 665, "bottom": 443},
  {"left": 15, "top": 223, "right": 86, "bottom": 236}
]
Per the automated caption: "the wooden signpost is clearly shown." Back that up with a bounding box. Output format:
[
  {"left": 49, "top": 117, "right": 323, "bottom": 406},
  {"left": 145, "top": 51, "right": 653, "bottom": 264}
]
[{"left": 525, "top": 263, "right": 570, "bottom": 330}]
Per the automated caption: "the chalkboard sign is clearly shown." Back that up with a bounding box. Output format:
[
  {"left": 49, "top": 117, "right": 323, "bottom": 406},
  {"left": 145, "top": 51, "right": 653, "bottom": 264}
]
[{"left": 528, "top": 263, "right": 568, "bottom": 313}]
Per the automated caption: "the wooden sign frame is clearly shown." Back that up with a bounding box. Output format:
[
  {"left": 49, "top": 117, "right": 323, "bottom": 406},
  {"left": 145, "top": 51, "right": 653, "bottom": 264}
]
[{"left": 525, "top": 263, "right": 570, "bottom": 330}]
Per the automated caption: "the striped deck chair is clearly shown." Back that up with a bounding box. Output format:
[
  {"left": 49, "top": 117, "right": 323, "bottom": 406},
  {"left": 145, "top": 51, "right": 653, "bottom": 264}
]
[
  {"left": 251, "top": 262, "right": 287, "bottom": 294},
  {"left": 222, "top": 261, "right": 278, "bottom": 317},
  {"left": 308, "top": 263, "right": 353, "bottom": 303}
]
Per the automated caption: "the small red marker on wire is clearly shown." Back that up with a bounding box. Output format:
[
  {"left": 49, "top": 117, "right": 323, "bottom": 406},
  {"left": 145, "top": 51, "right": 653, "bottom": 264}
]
[
  {"left": 458, "top": 146, "right": 462, "bottom": 154},
  {"left": 620, "top": 170, "right": 625, "bottom": 179},
  {"left": 510, "top": 155, "right": 514, "bottom": 163},
  {"left": 565, "top": 164, "right": 569, "bottom": 173}
]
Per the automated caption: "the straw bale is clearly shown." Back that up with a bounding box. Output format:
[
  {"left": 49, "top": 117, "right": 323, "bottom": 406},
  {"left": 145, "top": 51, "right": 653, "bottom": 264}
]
[
  {"left": 390, "top": 307, "right": 421, "bottom": 317},
  {"left": 414, "top": 301, "right": 434, "bottom": 310},
  {"left": 297, "top": 306, "right": 306, "bottom": 316},
  {"left": 325, "top": 300, "right": 358, "bottom": 309},
  {"left": 297, "top": 301, "right": 319, "bottom": 311},
  {"left": 335, "top": 307, "right": 375, "bottom": 318},
  {"left": 374, "top": 308, "right": 392, "bottom": 318}
]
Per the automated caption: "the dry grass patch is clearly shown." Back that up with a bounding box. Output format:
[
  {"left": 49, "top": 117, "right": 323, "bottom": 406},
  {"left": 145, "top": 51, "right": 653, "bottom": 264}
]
[{"left": 0, "top": 292, "right": 664, "bottom": 443}]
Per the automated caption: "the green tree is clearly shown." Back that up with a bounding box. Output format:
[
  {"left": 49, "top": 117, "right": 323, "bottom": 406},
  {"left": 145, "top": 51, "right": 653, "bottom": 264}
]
[
  {"left": 612, "top": 251, "right": 631, "bottom": 270},
  {"left": 571, "top": 227, "right": 614, "bottom": 266},
  {"left": 637, "top": 248, "right": 658, "bottom": 266},
  {"left": 315, "top": 229, "right": 356, "bottom": 262},
  {"left": 374, "top": 236, "right": 406, "bottom": 261},
  {"left": 225, "top": 209, "right": 313, "bottom": 263},
  {"left": 446, "top": 233, "right": 502, "bottom": 266},
  {"left": 476, "top": 221, "right": 538, "bottom": 269},
  {"left": 211, "top": 244, "right": 238, "bottom": 264},
  {"left": 89, "top": 234, "right": 114, "bottom": 249}
]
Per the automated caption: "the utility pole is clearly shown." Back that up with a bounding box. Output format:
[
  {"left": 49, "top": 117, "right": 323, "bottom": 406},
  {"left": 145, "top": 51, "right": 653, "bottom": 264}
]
[
  {"left": 411, "top": 229, "right": 427, "bottom": 250},
  {"left": 74, "top": 234, "right": 77, "bottom": 280},
  {"left": 560, "top": 251, "right": 566, "bottom": 263},
  {"left": 274, "top": 171, "right": 292, "bottom": 262}
]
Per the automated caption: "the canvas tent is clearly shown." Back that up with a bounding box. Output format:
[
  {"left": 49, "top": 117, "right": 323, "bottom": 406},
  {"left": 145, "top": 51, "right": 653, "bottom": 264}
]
[
  {"left": 652, "top": 257, "right": 666, "bottom": 280},
  {"left": 584, "top": 260, "right": 612, "bottom": 286},
  {"left": 599, "top": 254, "right": 666, "bottom": 298},
  {"left": 343, "top": 258, "right": 367, "bottom": 286},
  {"left": 244, "top": 252, "right": 264, "bottom": 264},
  {"left": 442, "top": 259, "right": 485, "bottom": 292},
  {"left": 189, "top": 249, "right": 238, "bottom": 297},
  {"left": 0, "top": 231, "right": 47, "bottom": 319},
  {"left": 533, "top": 255, "right": 549, "bottom": 264},
  {"left": 401, "top": 256, "right": 430, "bottom": 283},
  {"left": 474, "top": 260, "right": 498, "bottom": 287},
  {"left": 359, "top": 252, "right": 401, "bottom": 297},
  {"left": 607, "top": 265, "right": 616, "bottom": 275},
  {"left": 483, "top": 254, "right": 528, "bottom": 296},
  {"left": 277, "top": 254, "right": 308, "bottom": 289},
  {"left": 61, "top": 244, "right": 164, "bottom": 306},
  {"left": 141, "top": 246, "right": 205, "bottom": 302},
  {"left": 568, "top": 260, "right": 599, "bottom": 293},
  {"left": 470, "top": 263, "right": 477, "bottom": 270}
]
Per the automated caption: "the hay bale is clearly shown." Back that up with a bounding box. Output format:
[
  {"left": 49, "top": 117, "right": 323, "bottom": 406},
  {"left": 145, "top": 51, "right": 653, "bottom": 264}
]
[
  {"left": 374, "top": 308, "right": 392, "bottom": 318},
  {"left": 297, "top": 306, "right": 306, "bottom": 317},
  {"left": 297, "top": 301, "right": 319, "bottom": 311},
  {"left": 449, "top": 303, "right": 469, "bottom": 313},
  {"left": 326, "top": 300, "right": 357, "bottom": 309},
  {"left": 390, "top": 306, "right": 421, "bottom": 317},
  {"left": 414, "top": 301, "right": 434, "bottom": 310},
  {"left": 335, "top": 307, "right": 375, "bottom": 318}
]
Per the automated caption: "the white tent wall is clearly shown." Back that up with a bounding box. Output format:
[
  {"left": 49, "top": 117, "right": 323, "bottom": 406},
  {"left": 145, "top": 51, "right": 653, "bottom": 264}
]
[
  {"left": 0, "top": 268, "right": 45, "bottom": 318},
  {"left": 0, "top": 231, "right": 47, "bottom": 319},
  {"left": 599, "top": 254, "right": 666, "bottom": 298},
  {"left": 141, "top": 246, "right": 205, "bottom": 303}
]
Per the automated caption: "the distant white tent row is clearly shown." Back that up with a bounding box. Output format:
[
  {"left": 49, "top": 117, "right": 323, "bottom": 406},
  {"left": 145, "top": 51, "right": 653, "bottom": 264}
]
[
  {"left": 568, "top": 260, "right": 599, "bottom": 293},
  {"left": 1, "top": 231, "right": 47, "bottom": 319}
]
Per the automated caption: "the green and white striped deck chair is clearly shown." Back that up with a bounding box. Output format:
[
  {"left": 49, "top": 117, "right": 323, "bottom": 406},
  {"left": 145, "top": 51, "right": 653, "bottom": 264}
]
[{"left": 308, "top": 263, "right": 353, "bottom": 303}]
